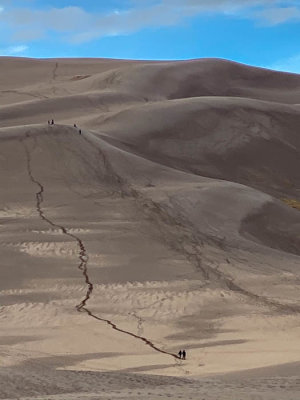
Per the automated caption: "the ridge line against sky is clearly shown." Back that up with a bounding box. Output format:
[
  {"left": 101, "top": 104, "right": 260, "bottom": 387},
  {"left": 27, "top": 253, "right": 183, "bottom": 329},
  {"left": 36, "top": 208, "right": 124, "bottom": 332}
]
[{"left": 0, "top": 1, "right": 300, "bottom": 73}]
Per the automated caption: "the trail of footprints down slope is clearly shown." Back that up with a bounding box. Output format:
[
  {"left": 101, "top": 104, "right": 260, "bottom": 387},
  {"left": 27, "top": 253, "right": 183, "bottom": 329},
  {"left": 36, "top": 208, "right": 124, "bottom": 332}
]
[{"left": 22, "top": 134, "right": 180, "bottom": 361}]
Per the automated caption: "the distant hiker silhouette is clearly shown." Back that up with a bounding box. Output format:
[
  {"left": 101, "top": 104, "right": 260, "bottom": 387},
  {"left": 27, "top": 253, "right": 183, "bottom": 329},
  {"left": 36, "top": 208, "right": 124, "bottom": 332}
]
[
  {"left": 182, "top": 350, "right": 186, "bottom": 360},
  {"left": 74, "top": 123, "right": 77, "bottom": 128},
  {"left": 79, "top": 129, "right": 82, "bottom": 135},
  {"left": 51, "top": 119, "right": 54, "bottom": 125},
  {"left": 178, "top": 350, "right": 182, "bottom": 359}
]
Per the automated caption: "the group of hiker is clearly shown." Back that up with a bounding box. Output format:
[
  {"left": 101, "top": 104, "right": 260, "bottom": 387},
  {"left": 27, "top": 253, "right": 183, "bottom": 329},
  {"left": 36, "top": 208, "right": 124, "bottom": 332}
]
[
  {"left": 178, "top": 349, "right": 186, "bottom": 360},
  {"left": 73, "top": 123, "right": 82, "bottom": 135},
  {"left": 47, "top": 119, "right": 81, "bottom": 134}
]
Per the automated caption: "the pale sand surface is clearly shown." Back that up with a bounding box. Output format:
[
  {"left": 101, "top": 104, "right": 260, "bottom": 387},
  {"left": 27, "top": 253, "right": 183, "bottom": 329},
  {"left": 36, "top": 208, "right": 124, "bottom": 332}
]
[{"left": 0, "top": 57, "right": 300, "bottom": 399}]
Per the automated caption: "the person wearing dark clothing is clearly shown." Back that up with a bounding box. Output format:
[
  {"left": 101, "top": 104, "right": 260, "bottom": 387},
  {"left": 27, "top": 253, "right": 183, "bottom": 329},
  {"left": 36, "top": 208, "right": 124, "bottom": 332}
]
[
  {"left": 74, "top": 123, "right": 77, "bottom": 128},
  {"left": 178, "top": 350, "right": 182, "bottom": 359},
  {"left": 51, "top": 119, "right": 54, "bottom": 125},
  {"left": 182, "top": 350, "right": 186, "bottom": 360},
  {"left": 79, "top": 129, "right": 82, "bottom": 135}
]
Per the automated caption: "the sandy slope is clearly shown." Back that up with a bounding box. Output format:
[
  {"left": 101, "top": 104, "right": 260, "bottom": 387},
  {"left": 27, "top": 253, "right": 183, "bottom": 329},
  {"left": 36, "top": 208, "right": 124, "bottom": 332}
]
[
  {"left": 94, "top": 96, "right": 300, "bottom": 198},
  {"left": 0, "top": 57, "right": 299, "bottom": 399}
]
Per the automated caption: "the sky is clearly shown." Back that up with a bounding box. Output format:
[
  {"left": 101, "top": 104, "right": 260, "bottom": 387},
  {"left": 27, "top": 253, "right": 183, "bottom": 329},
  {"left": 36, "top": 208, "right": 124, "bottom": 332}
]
[{"left": 0, "top": 1, "right": 300, "bottom": 73}]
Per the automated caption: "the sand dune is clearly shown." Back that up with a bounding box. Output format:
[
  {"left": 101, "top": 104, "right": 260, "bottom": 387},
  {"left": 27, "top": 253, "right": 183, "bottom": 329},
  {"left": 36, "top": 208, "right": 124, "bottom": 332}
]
[
  {"left": 85, "top": 58, "right": 300, "bottom": 103},
  {"left": 0, "top": 57, "right": 299, "bottom": 399},
  {"left": 94, "top": 96, "right": 300, "bottom": 198}
]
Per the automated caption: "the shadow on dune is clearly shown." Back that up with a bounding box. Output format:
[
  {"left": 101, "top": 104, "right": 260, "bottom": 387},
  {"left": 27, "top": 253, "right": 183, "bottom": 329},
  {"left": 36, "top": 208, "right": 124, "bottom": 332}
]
[{"left": 241, "top": 202, "right": 300, "bottom": 256}]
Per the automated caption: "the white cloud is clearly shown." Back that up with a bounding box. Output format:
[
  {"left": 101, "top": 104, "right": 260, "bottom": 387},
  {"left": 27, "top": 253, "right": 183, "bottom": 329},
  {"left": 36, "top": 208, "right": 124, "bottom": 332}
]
[
  {"left": 256, "top": 6, "right": 300, "bottom": 24},
  {"left": 0, "top": 1, "right": 299, "bottom": 44},
  {"left": 266, "top": 53, "right": 300, "bottom": 73},
  {"left": 0, "top": 44, "right": 28, "bottom": 55}
]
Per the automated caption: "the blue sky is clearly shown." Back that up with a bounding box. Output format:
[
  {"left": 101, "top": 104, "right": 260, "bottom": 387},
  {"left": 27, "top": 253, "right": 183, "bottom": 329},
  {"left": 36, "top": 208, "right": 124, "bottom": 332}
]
[{"left": 0, "top": 1, "right": 300, "bottom": 73}]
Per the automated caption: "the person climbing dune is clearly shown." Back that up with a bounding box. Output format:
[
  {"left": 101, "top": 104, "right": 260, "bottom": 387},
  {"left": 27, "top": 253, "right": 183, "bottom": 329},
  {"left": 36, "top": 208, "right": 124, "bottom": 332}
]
[{"left": 178, "top": 350, "right": 182, "bottom": 359}]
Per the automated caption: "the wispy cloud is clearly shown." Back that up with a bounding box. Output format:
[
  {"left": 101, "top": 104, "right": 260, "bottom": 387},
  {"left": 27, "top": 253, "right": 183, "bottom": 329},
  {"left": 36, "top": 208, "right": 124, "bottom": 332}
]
[
  {"left": 0, "top": 44, "right": 28, "bottom": 55},
  {"left": 256, "top": 6, "right": 300, "bottom": 24},
  {"left": 0, "top": 1, "right": 299, "bottom": 44},
  {"left": 266, "top": 53, "right": 300, "bottom": 73}
]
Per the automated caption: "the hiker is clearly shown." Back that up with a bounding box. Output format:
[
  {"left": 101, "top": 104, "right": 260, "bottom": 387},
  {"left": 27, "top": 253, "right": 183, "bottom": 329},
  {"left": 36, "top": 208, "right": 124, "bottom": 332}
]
[
  {"left": 79, "top": 129, "right": 82, "bottom": 135},
  {"left": 178, "top": 350, "right": 182, "bottom": 359},
  {"left": 74, "top": 123, "right": 77, "bottom": 128},
  {"left": 51, "top": 119, "right": 54, "bottom": 125},
  {"left": 182, "top": 350, "right": 186, "bottom": 360}
]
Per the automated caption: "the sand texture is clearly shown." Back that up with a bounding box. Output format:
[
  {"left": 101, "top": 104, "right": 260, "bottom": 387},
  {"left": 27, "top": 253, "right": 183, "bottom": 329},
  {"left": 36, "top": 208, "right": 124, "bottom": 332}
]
[{"left": 0, "top": 57, "right": 300, "bottom": 399}]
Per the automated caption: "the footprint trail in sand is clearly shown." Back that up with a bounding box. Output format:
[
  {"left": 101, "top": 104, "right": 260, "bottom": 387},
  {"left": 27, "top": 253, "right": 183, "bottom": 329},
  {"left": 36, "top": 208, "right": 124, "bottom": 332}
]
[{"left": 22, "top": 134, "right": 180, "bottom": 361}]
